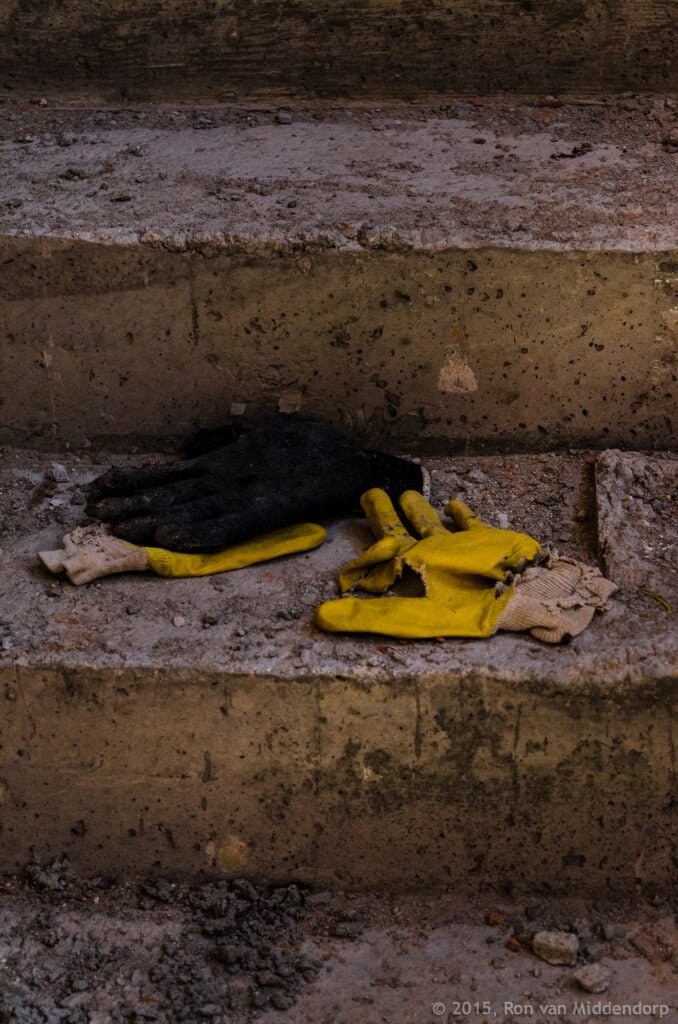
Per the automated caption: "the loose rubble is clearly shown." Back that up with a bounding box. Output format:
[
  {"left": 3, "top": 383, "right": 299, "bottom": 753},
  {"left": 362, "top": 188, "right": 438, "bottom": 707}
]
[{"left": 0, "top": 860, "right": 319, "bottom": 1022}]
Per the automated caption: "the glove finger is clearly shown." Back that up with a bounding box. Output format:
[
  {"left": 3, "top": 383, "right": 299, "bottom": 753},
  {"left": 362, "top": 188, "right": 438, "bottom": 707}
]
[
  {"left": 398, "top": 491, "right": 447, "bottom": 537},
  {"left": 86, "top": 461, "right": 198, "bottom": 501},
  {"left": 360, "top": 488, "right": 411, "bottom": 540},
  {"left": 111, "top": 514, "right": 166, "bottom": 545},
  {"left": 443, "top": 499, "right": 480, "bottom": 531},
  {"left": 146, "top": 523, "right": 327, "bottom": 577},
  {"left": 363, "top": 451, "right": 425, "bottom": 499},
  {"left": 88, "top": 476, "right": 210, "bottom": 522},
  {"left": 38, "top": 548, "right": 66, "bottom": 573},
  {"left": 125, "top": 490, "right": 304, "bottom": 550}
]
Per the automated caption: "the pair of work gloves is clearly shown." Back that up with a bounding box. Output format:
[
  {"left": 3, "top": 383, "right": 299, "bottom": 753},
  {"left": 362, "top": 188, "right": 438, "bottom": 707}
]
[{"left": 39, "top": 417, "right": 616, "bottom": 642}]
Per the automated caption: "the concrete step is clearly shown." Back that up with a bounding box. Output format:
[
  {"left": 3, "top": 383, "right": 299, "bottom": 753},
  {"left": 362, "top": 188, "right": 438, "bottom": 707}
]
[
  {"left": 0, "top": 447, "right": 675, "bottom": 892},
  {"left": 1, "top": 0, "right": 676, "bottom": 100},
  {"left": 1, "top": 97, "right": 676, "bottom": 453}
]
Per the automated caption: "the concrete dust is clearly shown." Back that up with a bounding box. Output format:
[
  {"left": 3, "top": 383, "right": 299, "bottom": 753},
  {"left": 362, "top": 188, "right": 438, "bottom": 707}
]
[{"left": 0, "top": 862, "right": 676, "bottom": 1024}]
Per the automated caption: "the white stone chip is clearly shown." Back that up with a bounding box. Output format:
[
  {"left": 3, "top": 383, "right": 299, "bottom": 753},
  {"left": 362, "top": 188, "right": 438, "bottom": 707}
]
[
  {"left": 573, "top": 963, "right": 611, "bottom": 993},
  {"left": 532, "top": 930, "right": 579, "bottom": 966}
]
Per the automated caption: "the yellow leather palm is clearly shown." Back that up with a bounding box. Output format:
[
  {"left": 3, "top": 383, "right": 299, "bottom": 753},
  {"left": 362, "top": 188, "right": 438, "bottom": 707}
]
[{"left": 316, "top": 489, "right": 541, "bottom": 639}]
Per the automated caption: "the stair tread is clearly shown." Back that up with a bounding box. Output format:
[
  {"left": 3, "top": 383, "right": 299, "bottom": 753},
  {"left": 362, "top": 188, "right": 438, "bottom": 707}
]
[
  {"left": 2, "top": 98, "right": 676, "bottom": 252},
  {"left": 1, "top": 447, "right": 675, "bottom": 692}
]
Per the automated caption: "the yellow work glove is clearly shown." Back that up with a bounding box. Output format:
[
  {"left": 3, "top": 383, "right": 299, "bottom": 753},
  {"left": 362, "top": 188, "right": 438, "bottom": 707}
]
[
  {"left": 39, "top": 522, "right": 327, "bottom": 586},
  {"left": 317, "top": 490, "right": 617, "bottom": 643},
  {"left": 316, "top": 489, "right": 541, "bottom": 639}
]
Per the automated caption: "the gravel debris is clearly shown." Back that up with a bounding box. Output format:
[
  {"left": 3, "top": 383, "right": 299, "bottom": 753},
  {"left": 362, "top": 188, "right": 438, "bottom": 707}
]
[{"left": 0, "top": 861, "right": 319, "bottom": 1022}]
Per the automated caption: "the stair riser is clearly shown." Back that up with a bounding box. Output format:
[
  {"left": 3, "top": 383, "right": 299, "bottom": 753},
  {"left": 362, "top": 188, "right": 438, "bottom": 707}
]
[
  {"left": 2, "top": 239, "right": 675, "bottom": 452},
  {"left": 1, "top": 665, "right": 674, "bottom": 892},
  {"left": 2, "top": 0, "right": 676, "bottom": 99}
]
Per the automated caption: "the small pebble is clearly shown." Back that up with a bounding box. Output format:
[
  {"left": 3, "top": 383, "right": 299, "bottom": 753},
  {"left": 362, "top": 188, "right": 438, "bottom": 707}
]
[
  {"left": 573, "top": 962, "right": 611, "bottom": 993},
  {"left": 47, "top": 463, "right": 69, "bottom": 483},
  {"left": 532, "top": 930, "right": 579, "bottom": 966},
  {"left": 172, "top": 615, "right": 186, "bottom": 628}
]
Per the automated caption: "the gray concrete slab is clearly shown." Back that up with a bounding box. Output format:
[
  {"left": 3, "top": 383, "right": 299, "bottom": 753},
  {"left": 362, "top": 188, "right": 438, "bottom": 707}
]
[
  {"left": 596, "top": 449, "right": 678, "bottom": 601},
  {"left": 0, "top": 448, "right": 675, "bottom": 889}
]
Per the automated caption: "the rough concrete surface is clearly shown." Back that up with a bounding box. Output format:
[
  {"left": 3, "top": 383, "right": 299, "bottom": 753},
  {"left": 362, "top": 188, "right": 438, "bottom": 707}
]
[
  {"left": 1, "top": 99, "right": 676, "bottom": 451},
  {"left": 0, "top": 448, "right": 675, "bottom": 889},
  {"left": 0, "top": 870, "right": 676, "bottom": 1024},
  {"left": 596, "top": 449, "right": 678, "bottom": 601},
  {"left": 1, "top": 0, "right": 676, "bottom": 100},
  {"left": 2, "top": 99, "right": 676, "bottom": 251}
]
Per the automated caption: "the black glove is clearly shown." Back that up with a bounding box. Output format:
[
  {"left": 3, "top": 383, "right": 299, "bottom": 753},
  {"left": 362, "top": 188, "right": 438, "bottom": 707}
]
[{"left": 86, "top": 417, "right": 424, "bottom": 551}]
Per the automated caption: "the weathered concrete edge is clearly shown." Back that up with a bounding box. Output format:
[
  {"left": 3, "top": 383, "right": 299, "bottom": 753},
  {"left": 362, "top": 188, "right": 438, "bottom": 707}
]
[
  {"left": 3, "top": 660, "right": 677, "bottom": 710},
  {"left": 4, "top": 230, "right": 678, "bottom": 257}
]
